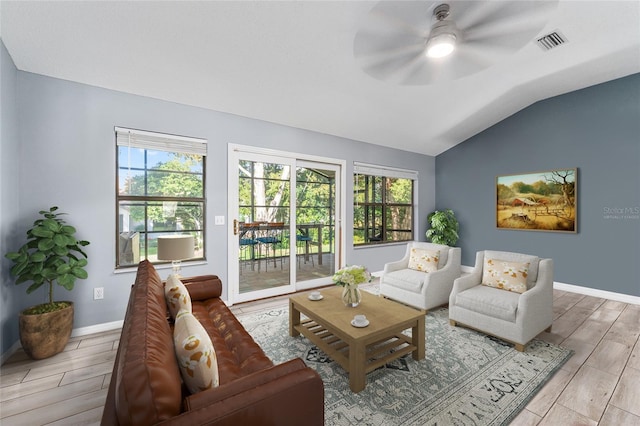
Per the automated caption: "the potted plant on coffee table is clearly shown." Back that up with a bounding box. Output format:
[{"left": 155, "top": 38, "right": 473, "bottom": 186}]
[
  {"left": 4, "top": 206, "right": 90, "bottom": 359},
  {"left": 426, "top": 209, "right": 459, "bottom": 246}
]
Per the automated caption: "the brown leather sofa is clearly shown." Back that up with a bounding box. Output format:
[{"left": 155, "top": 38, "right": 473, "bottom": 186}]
[{"left": 101, "top": 260, "right": 324, "bottom": 425}]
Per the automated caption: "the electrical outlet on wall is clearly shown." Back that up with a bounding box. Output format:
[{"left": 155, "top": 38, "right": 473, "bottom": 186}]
[{"left": 94, "top": 287, "right": 104, "bottom": 300}]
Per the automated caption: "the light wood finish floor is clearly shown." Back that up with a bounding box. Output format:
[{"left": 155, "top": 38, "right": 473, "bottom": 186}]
[{"left": 1, "top": 284, "right": 638, "bottom": 425}]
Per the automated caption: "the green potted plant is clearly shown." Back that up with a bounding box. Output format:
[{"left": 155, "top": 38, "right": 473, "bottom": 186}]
[
  {"left": 426, "top": 209, "right": 459, "bottom": 246},
  {"left": 4, "top": 206, "right": 90, "bottom": 359}
]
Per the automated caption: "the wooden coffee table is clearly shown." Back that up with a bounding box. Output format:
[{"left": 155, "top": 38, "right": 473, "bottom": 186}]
[{"left": 289, "top": 286, "right": 425, "bottom": 393}]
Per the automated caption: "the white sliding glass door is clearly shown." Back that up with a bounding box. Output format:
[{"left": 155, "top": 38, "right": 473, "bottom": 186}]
[{"left": 228, "top": 146, "right": 343, "bottom": 304}]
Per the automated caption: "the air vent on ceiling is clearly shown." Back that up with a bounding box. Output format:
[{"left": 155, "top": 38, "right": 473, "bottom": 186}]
[{"left": 536, "top": 31, "right": 567, "bottom": 51}]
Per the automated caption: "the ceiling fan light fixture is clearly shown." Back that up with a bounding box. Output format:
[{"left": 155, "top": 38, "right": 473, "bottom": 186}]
[
  {"left": 426, "top": 32, "right": 457, "bottom": 58},
  {"left": 425, "top": 4, "right": 457, "bottom": 59}
]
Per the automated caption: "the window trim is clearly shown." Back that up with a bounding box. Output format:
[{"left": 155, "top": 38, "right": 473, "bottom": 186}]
[
  {"left": 353, "top": 162, "right": 417, "bottom": 246},
  {"left": 115, "top": 127, "right": 207, "bottom": 269}
]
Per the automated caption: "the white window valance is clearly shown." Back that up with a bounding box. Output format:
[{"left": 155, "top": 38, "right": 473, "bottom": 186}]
[
  {"left": 353, "top": 162, "right": 418, "bottom": 180},
  {"left": 115, "top": 127, "right": 207, "bottom": 156}
]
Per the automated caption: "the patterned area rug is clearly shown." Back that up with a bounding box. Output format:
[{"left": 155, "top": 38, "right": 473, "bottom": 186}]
[{"left": 238, "top": 306, "right": 572, "bottom": 426}]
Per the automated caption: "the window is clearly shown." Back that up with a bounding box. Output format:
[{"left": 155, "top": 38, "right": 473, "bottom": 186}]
[
  {"left": 116, "top": 127, "right": 206, "bottom": 268},
  {"left": 353, "top": 163, "right": 416, "bottom": 245}
]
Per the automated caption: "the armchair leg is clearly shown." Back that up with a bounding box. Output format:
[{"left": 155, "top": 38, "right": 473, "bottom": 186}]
[
  {"left": 515, "top": 343, "right": 525, "bottom": 352},
  {"left": 449, "top": 320, "right": 457, "bottom": 327}
]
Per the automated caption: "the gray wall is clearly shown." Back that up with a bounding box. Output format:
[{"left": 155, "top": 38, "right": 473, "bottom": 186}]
[
  {"left": 1, "top": 41, "right": 21, "bottom": 358},
  {"left": 436, "top": 73, "right": 640, "bottom": 297},
  {"left": 1, "top": 64, "right": 435, "bottom": 356}
]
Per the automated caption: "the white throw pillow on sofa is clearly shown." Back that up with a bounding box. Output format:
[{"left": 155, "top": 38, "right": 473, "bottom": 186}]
[
  {"left": 174, "top": 310, "right": 219, "bottom": 394},
  {"left": 165, "top": 274, "right": 192, "bottom": 319}
]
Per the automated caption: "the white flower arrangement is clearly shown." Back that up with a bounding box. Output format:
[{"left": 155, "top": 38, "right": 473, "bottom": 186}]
[{"left": 332, "top": 265, "right": 371, "bottom": 287}]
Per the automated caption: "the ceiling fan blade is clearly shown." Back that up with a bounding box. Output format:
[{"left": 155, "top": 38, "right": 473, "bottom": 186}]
[
  {"left": 462, "top": 2, "right": 558, "bottom": 43},
  {"left": 447, "top": 0, "right": 506, "bottom": 31},
  {"left": 359, "top": 46, "right": 426, "bottom": 83},
  {"left": 353, "top": 0, "right": 559, "bottom": 85},
  {"left": 354, "top": 1, "right": 433, "bottom": 83},
  {"left": 354, "top": 29, "right": 425, "bottom": 59}
]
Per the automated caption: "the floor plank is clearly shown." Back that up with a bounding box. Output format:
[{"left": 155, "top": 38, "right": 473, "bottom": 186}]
[
  {"left": 556, "top": 365, "right": 618, "bottom": 421},
  {"left": 1, "top": 388, "right": 108, "bottom": 425},
  {"left": 1, "top": 376, "right": 103, "bottom": 418},
  {"left": 599, "top": 405, "right": 640, "bottom": 426},
  {"left": 525, "top": 367, "right": 574, "bottom": 417},
  {"left": 585, "top": 339, "right": 633, "bottom": 377},
  {"left": 609, "top": 366, "right": 640, "bottom": 417}
]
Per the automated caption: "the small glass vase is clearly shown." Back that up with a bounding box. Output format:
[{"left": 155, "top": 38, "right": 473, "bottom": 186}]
[{"left": 341, "top": 284, "right": 362, "bottom": 307}]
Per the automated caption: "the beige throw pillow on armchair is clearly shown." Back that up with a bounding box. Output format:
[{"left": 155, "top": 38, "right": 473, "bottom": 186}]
[
  {"left": 408, "top": 248, "right": 440, "bottom": 273},
  {"left": 482, "top": 258, "right": 529, "bottom": 294}
]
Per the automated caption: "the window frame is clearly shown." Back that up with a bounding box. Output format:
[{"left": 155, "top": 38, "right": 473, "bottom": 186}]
[
  {"left": 115, "top": 127, "right": 207, "bottom": 269},
  {"left": 353, "top": 162, "right": 416, "bottom": 246}
]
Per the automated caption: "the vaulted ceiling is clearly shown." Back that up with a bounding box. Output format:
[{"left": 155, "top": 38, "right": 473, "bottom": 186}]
[{"left": 2, "top": 1, "right": 639, "bottom": 156}]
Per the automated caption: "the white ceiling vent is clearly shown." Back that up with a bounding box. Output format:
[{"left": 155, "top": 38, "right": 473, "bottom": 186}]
[{"left": 537, "top": 31, "right": 568, "bottom": 51}]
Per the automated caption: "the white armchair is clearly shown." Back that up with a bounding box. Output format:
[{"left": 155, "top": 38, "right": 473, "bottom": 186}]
[
  {"left": 449, "top": 250, "right": 554, "bottom": 352},
  {"left": 380, "top": 242, "right": 461, "bottom": 311}
]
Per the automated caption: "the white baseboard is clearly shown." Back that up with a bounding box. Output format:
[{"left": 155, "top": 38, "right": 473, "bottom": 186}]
[
  {"left": 70, "top": 320, "right": 124, "bottom": 338},
  {"left": 554, "top": 281, "right": 640, "bottom": 305}
]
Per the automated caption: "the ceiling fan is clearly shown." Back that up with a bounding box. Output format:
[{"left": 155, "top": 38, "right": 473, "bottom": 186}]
[{"left": 353, "top": 0, "right": 559, "bottom": 85}]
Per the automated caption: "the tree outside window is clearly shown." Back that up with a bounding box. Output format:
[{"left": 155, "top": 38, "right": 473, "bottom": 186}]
[
  {"left": 116, "top": 129, "right": 206, "bottom": 268},
  {"left": 353, "top": 173, "right": 413, "bottom": 245}
]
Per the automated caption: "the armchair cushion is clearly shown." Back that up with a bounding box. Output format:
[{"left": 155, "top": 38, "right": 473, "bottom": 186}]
[
  {"left": 481, "top": 258, "right": 529, "bottom": 294},
  {"left": 383, "top": 269, "right": 429, "bottom": 293},
  {"left": 454, "top": 285, "right": 520, "bottom": 322},
  {"left": 484, "top": 250, "right": 539, "bottom": 288},
  {"left": 408, "top": 248, "right": 440, "bottom": 272}
]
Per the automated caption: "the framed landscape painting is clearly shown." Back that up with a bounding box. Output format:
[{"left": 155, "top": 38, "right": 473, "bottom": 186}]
[{"left": 496, "top": 168, "right": 577, "bottom": 233}]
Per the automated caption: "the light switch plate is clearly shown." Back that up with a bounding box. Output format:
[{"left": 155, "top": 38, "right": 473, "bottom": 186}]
[{"left": 214, "top": 216, "right": 225, "bottom": 225}]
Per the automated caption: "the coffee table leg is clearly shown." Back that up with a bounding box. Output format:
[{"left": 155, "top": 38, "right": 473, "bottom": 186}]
[
  {"left": 289, "top": 300, "right": 300, "bottom": 337},
  {"left": 412, "top": 315, "right": 425, "bottom": 360},
  {"left": 349, "top": 342, "right": 366, "bottom": 393}
]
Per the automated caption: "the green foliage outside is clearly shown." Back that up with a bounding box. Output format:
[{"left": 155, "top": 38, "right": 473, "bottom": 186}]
[
  {"left": 119, "top": 151, "right": 205, "bottom": 261},
  {"left": 239, "top": 164, "right": 335, "bottom": 253},
  {"left": 5, "top": 207, "right": 90, "bottom": 313},
  {"left": 122, "top": 153, "right": 204, "bottom": 231},
  {"left": 353, "top": 175, "right": 413, "bottom": 244}
]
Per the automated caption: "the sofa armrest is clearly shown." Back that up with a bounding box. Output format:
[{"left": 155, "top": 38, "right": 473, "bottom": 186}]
[
  {"left": 178, "top": 359, "right": 324, "bottom": 425},
  {"left": 181, "top": 275, "right": 223, "bottom": 301}
]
